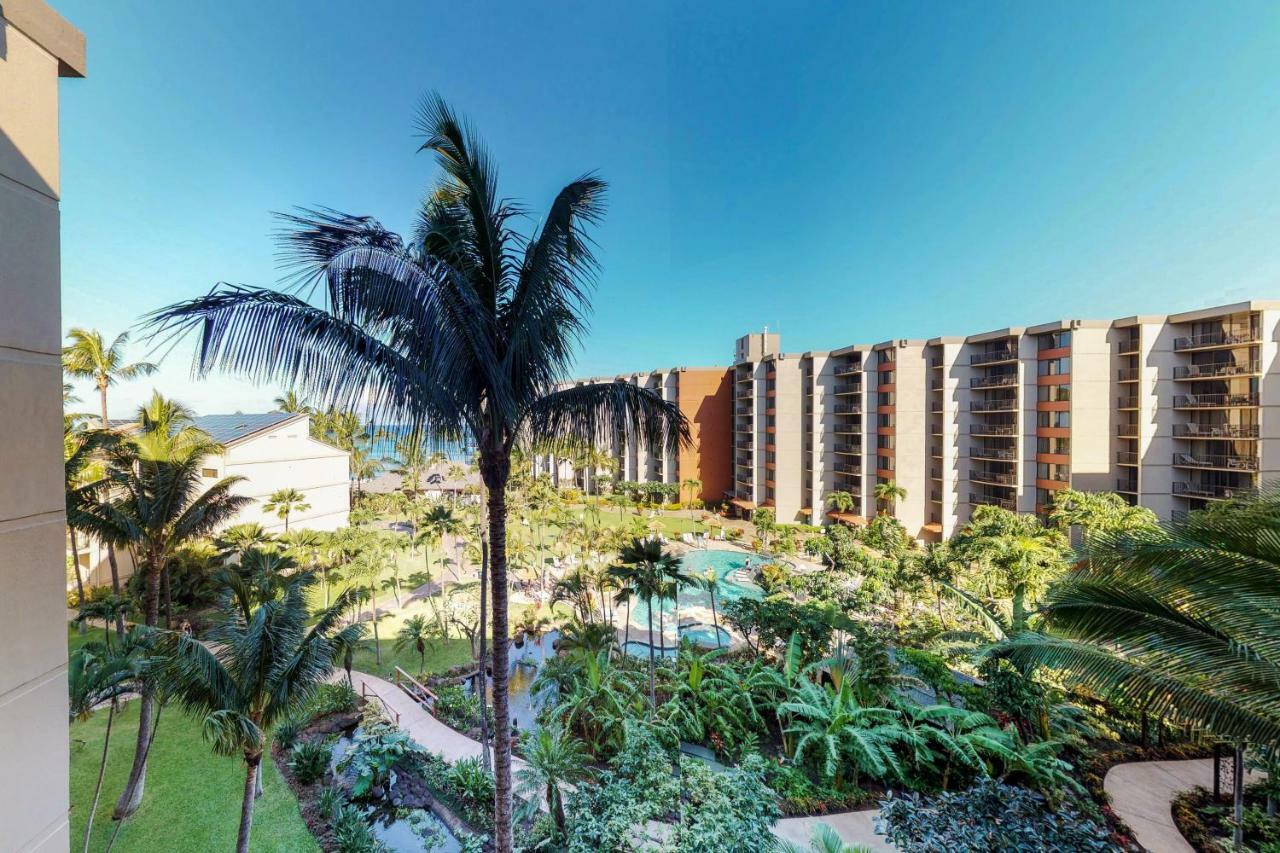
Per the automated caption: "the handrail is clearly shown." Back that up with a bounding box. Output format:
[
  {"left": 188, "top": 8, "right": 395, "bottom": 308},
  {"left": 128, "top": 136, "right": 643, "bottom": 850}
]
[
  {"left": 359, "top": 680, "right": 401, "bottom": 724},
  {"left": 393, "top": 666, "right": 439, "bottom": 713}
]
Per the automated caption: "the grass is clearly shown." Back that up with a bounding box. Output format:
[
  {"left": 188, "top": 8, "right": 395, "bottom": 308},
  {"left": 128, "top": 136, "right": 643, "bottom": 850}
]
[{"left": 69, "top": 699, "right": 318, "bottom": 853}]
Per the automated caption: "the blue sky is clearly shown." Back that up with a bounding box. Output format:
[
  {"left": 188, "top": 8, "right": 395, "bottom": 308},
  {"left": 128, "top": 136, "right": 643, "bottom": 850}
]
[{"left": 57, "top": 1, "right": 1280, "bottom": 416}]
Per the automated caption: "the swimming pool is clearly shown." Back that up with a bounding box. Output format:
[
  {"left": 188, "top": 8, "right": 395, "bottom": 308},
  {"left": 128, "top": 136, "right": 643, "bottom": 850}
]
[{"left": 620, "top": 549, "right": 763, "bottom": 654}]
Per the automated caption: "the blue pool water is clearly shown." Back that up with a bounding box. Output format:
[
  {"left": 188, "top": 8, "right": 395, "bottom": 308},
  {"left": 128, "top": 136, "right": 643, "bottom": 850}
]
[{"left": 620, "top": 549, "right": 763, "bottom": 653}]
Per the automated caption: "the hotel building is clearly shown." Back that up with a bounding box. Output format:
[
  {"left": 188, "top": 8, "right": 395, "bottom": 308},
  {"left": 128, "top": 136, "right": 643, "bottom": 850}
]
[{"left": 560, "top": 299, "right": 1280, "bottom": 540}]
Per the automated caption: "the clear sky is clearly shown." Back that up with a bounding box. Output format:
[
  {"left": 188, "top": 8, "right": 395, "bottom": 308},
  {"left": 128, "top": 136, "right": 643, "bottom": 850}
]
[{"left": 56, "top": 0, "right": 1280, "bottom": 417}]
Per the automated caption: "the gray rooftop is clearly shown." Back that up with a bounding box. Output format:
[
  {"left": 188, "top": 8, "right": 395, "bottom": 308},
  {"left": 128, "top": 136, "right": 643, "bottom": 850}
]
[{"left": 107, "top": 411, "right": 303, "bottom": 446}]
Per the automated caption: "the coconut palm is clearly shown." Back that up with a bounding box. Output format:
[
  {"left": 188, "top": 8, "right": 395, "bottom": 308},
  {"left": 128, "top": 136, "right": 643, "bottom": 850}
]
[
  {"left": 391, "top": 430, "right": 431, "bottom": 493},
  {"left": 64, "top": 422, "right": 113, "bottom": 610},
  {"left": 272, "top": 390, "right": 313, "bottom": 414},
  {"left": 347, "top": 548, "right": 389, "bottom": 664},
  {"left": 997, "top": 489, "right": 1280, "bottom": 749},
  {"left": 695, "top": 568, "right": 725, "bottom": 648},
  {"left": 1047, "top": 487, "right": 1158, "bottom": 541},
  {"left": 216, "top": 522, "right": 277, "bottom": 558},
  {"left": 825, "top": 490, "right": 855, "bottom": 515},
  {"left": 75, "top": 595, "right": 133, "bottom": 650},
  {"left": 515, "top": 723, "right": 594, "bottom": 837},
  {"left": 163, "top": 573, "right": 362, "bottom": 853},
  {"left": 873, "top": 480, "right": 907, "bottom": 515},
  {"left": 681, "top": 477, "right": 703, "bottom": 516},
  {"left": 135, "top": 390, "right": 198, "bottom": 437},
  {"left": 395, "top": 614, "right": 435, "bottom": 675},
  {"left": 608, "top": 538, "right": 680, "bottom": 711},
  {"left": 61, "top": 328, "right": 157, "bottom": 428},
  {"left": 147, "top": 95, "right": 687, "bottom": 849},
  {"left": 263, "top": 487, "right": 311, "bottom": 531},
  {"left": 71, "top": 426, "right": 252, "bottom": 817}
]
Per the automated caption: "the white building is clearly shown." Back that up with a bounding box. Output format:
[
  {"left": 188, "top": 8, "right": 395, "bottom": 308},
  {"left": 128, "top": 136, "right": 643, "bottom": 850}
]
[{"left": 80, "top": 412, "right": 350, "bottom": 586}]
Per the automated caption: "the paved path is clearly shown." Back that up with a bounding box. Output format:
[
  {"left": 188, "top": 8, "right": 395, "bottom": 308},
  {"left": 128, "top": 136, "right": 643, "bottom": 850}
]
[
  {"left": 1105, "top": 758, "right": 1262, "bottom": 853},
  {"left": 350, "top": 669, "right": 892, "bottom": 849}
]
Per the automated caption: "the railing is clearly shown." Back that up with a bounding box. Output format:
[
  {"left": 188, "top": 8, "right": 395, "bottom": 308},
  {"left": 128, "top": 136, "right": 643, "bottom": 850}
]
[
  {"left": 1116, "top": 479, "right": 1138, "bottom": 494},
  {"left": 1174, "top": 423, "right": 1259, "bottom": 439},
  {"left": 930, "top": 401, "right": 944, "bottom": 413},
  {"left": 1173, "top": 331, "right": 1259, "bottom": 350},
  {"left": 735, "top": 406, "right": 752, "bottom": 416},
  {"left": 833, "top": 463, "right": 861, "bottom": 475},
  {"left": 1173, "top": 361, "right": 1260, "bottom": 380},
  {"left": 833, "top": 383, "right": 861, "bottom": 395},
  {"left": 1173, "top": 393, "right": 1259, "bottom": 408},
  {"left": 833, "top": 443, "right": 861, "bottom": 454},
  {"left": 970, "top": 468, "right": 1017, "bottom": 485},
  {"left": 1172, "top": 453, "right": 1258, "bottom": 472},
  {"left": 1117, "top": 396, "right": 1138, "bottom": 409},
  {"left": 1173, "top": 481, "right": 1240, "bottom": 499},
  {"left": 970, "top": 492, "right": 1016, "bottom": 510},
  {"left": 1117, "top": 367, "right": 1140, "bottom": 382},
  {"left": 970, "top": 447, "right": 1016, "bottom": 461},
  {"left": 359, "top": 680, "right": 401, "bottom": 724},
  {"left": 970, "top": 374, "right": 1018, "bottom": 389},
  {"left": 1116, "top": 423, "right": 1139, "bottom": 437},
  {"left": 393, "top": 666, "right": 438, "bottom": 714},
  {"left": 832, "top": 403, "right": 861, "bottom": 414},
  {"left": 970, "top": 348, "right": 1017, "bottom": 366},
  {"left": 971, "top": 398, "right": 1018, "bottom": 412},
  {"left": 834, "top": 365, "right": 861, "bottom": 378},
  {"left": 931, "top": 378, "right": 944, "bottom": 390},
  {"left": 735, "top": 456, "right": 752, "bottom": 467},
  {"left": 1117, "top": 340, "right": 1140, "bottom": 355},
  {"left": 970, "top": 423, "right": 1017, "bottom": 436},
  {"left": 930, "top": 491, "right": 942, "bottom": 501},
  {"left": 1116, "top": 450, "right": 1138, "bottom": 465}
]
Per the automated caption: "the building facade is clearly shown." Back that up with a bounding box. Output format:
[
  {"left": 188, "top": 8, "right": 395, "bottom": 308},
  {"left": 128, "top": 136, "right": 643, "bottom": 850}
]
[{"left": 0, "top": 2, "right": 85, "bottom": 848}]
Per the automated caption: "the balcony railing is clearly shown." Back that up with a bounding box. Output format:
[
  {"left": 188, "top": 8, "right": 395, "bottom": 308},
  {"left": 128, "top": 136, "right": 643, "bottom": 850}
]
[
  {"left": 833, "top": 383, "right": 861, "bottom": 395},
  {"left": 930, "top": 401, "right": 944, "bottom": 413},
  {"left": 1173, "top": 481, "right": 1240, "bottom": 500},
  {"left": 833, "top": 462, "right": 861, "bottom": 475},
  {"left": 833, "top": 443, "right": 861, "bottom": 455},
  {"left": 1173, "top": 330, "right": 1259, "bottom": 351},
  {"left": 832, "top": 403, "right": 861, "bottom": 414},
  {"left": 1117, "top": 340, "right": 1140, "bottom": 356},
  {"left": 1172, "top": 452, "right": 1258, "bottom": 472},
  {"left": 1116, "top": 450, "right": 1138, "bottom": 465},
  {"left": 735, "top": 406, "right": 752, "bottom": 416},
  {"left": 970, "top": 492, "right": 1016, "bottom": 510},
  {"left": 970, "top": 348, "right": 1017, "bottom": 366},
  {"left": 1173, "top": 423, "right": 1259, "bottom": 439},
  {"left": 970, "top": 469, "right": 1017, "bottom": 485},
  {"left": 1173, "top": 393, "right": 1259, "bottom": 409},
  {"left": 970, "top": 447, "right": 1016, "bottom": 461},
  {"left": 1117, "top": 367, "right": 1140, "bottom": 382},
  {"left": 970, "top": 374, "right": 1018, "bottom": 389},
  {"left": 1117, "top": 396, "right": 1138, "bottom": 409},
  {"left": 1116, "top": 423, "right": 1139, "bottom": 437},
  {"left": 1116, "top": 479, "right": 1138, "bottom": 494},
  {"left": 971, "top": 398, "right": 1018, "bottom": 412},
  {"left": 1173, "top": 361, "right": 1261, "bottom": 380},
  {"left": 834, "top": 365, "right": 861, "bottom": 378},
  {"left": 970, "top": 423, "right": 1017, "bottom": 436}
]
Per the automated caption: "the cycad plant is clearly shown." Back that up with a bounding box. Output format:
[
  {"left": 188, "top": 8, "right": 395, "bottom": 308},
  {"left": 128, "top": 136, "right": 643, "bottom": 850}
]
[
  {"left": 163, "top": 573, "right": 363, "bottom": 853},
  {"left": 996, "top": 489, "right": 1280, "bottom": 748},
  {"left": 147, "top": 94, "right": 687, "bottom": 849}
]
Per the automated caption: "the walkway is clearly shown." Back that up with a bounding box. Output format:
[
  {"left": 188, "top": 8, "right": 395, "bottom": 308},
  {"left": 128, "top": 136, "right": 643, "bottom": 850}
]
[
  {"left": 1104, "top": 758, "right": 1262, "bottom": 853},
  {"left": 350, "top": 669, "right": 892, "bottom": 849}
]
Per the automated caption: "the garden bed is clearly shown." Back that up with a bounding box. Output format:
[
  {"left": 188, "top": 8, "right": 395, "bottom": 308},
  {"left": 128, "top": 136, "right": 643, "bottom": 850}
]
[{"left": 1172, "top": 783, "right": 1280, "bottom": 852}]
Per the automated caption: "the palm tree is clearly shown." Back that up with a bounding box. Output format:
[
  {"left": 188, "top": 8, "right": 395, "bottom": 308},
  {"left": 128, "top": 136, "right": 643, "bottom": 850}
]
[
  {"left": 348, "top": 549, "right": 388, "bottom": 665},
  {"left": 163, "top": 573, "right": 362, "bottom": 853},
  {"left": 396, "top": 614, "right": 435, "bottom": 675},
  {"left": 695, "top": 568, "right": 724, "bottom": 648},
  {"left": 779, "top": 677, "right": 903, "bottom": 790},
  {"left": 147, "top": 95, "right": 688, "bottom": 850},
  {"left": 273, "top": 390, "right": 313, "bottom": 414},
  {"left": 418, "top": 504, "right": 463, "bottom": 621},
  {"left": 216, "top": 522, "right": 277, "bottom": 558},
  {"left": 752, "top": 507, "right": 777, "bottom": 550},
  {"left": 681, "top": 477, "right": 703, "bottom": 516},
  {"left": 61, "top": 328, "right": 157, "bottom": 428},
  {"left": 75, "top": 595, "right": 132, "bottom": 650},
  {"left": 873, "top": 480, "right": 906, "bottom": 515},
  {"left": 825, "top": 490, "right": 855, "bottom": 515},
  {"left": 64, "top": 421, "right": 112, "bottom": 610},
  {"left": 135, "top": 390, "right": 198, "bottom": 436},
  {"left": 997, "top": 490, "right": 1280, "bottom": 749},
  {"left": 951, "top": 506, "right": 1068, "bottom": 635},
  {"left": 264, "top": 487, "right": 311, "bottom": 531},
  {"left": 514, "top": 723, "right": 594, "bottom": 838},
  {"left": 609, "top": 538, "right": 680, "bottom": 711},
  {"left": 1047, "top": 487, "right": 1158, "bottom": 542},
  {"left": 778, "top": 823, "right": 875, "bottom": 853},
  {"left": 72, "top": 427, "right": 252, "bottom": 817}
]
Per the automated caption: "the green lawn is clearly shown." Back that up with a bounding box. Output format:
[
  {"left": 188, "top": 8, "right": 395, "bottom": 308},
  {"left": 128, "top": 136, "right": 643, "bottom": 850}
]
[
  {"left": 348, "top": 634, "right": 476, "bottom": 681},
  {"left": 70, "top": 700, "right": 318, "bottom": 853}
]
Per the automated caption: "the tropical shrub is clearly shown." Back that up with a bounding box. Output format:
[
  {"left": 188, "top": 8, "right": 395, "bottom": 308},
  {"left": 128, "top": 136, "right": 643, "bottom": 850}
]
[
  {"left": 330, "top": 803, "right": 386, "bottom": 853},
  {"left": 875, "top": 779, "right": 1119, "bottom": 852},
  {"left": 565, "top": 721, "right": 681, "bottom": 851},
  {"left": 447, "top": 756, "right": 496, "bottom": 807},
  {"left": 311, "top": 681, "right": 360, "bottom": 717},
  {"left": 274, "top": 716, "right": 304, "bottom": 751},
  {"left": 289, "top": 740, "right": 332, "bottom": 785},
  {"left": 673, "top": 753, "right": 779, "bottom": 852},
  {"left": 765, "top": 760, "right": 870, "bottom": 815},
  {"left": 433, "top": 684, "right": 488, "bottom": 732},
  {"left": 340, "top": 726, "right": 423, "bottom": 799}
]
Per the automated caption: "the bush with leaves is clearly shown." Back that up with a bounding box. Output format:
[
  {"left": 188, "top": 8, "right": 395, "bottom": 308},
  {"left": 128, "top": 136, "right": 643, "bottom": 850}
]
[
  {"left": 565, "top": 721, "right": 681, "bottom": 851},
  {"left": 339, "top": 723, "right": 423, "bottom": 799},
  {"left": 447, "top": 755, "right": 496, "bottom": 807},
  {"left": 289, "top": 740, "right": 332, "bottom": 785},
  {"left": 876, "top": 779, "right": 1119, "bottom": 852},
  {"left": 330, "top": 803, "right": 387, "bottom": 852},
  {"left": 673, "top": 753, "right": 780, "bottom": 852},
  {"left": 433, "top": 683, "right": 489, "bottom": 732},
  {"left": 311, "top": 681, "right": 361, "bottom": 717},
  {"left": 766, "top": 760, "right": 870, "bottom": 815}
]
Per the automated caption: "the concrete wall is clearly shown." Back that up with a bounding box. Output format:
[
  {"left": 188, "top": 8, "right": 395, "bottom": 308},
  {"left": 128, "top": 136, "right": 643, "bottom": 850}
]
[
  {"left": 0, "top": 3, "right": 85, "bottom": 849},
  {"left": 675, "top": 368, "right": 732, "bottom": 503}
]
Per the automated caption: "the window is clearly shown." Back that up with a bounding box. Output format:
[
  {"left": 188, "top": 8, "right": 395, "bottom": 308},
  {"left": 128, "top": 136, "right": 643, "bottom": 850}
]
[
  {"left": 202, "top": 468, "right": 218, "bottom": 478},
  {"left": 1037, "top": 462, "right": 1070, "bottom": 482},
  {"left": 1037, "top": 411, "right": 1070, "bottom": 429},
  {"left": 1037, "top": 384, "right": 1071, "bottom": 402},
  {"left": 880, "top": 370, "right": 895, "bottom": 385},
  {"left": 876, "top": 435, "right": 895, "bottom": 450},
  {"left": 876, "top": 413, "right": 894, "bottom": 428},
  {"left": 1038, "top": 330, "right": 1071, "bottom": 350},
  {"left": 1037, "top": 357, "right": 1070, "bottom": 376},
  {"left": 1036, "top": 436, "right": 1070, "bottom": 455}
]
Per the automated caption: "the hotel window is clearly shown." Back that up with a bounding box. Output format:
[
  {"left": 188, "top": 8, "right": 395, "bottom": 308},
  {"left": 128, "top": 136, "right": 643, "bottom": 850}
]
[
  {"left": 876, "top": 435, "right": 895, "bottom": 450},
  {"left": 1037, "top": 384, "right": 1071, "bottom": 402},
  {"left": 1036, "top": 436, "right": 1071, "bottom": 455},
  {"left": 1038, "top": 331, "right": 1071, "bottom": 350},
  {"left": 876, "top": 413, "right": 893, "bottom": 428},
  {"left": 202, "top": 468, "right": 218, "bottom": 478},
  {"left": 1037, "top": 462, "right": 1070, "bottom": 482},
  {"left": 1037, "top": 411, "right": 1070, "bottom": 429},
  {"left": 881, "top": 370, "right": 895, "bottom": 385},
  {"left": 878, "top": 392, "right": 895, "bottom": 406},
  {"left": 1037, "top": 357, "right": 1071, "bottom": 376}
]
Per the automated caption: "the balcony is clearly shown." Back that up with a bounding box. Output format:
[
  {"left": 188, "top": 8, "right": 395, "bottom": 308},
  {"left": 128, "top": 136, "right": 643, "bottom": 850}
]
[
  {"left": 833, "top": 443, "right": 861, "bottom": 455},
  {"left": 930, "top": 401, "right": 944, "bottom": 413},
  {"left": 1117, "top": 339, "right": 1140, "bottom": 356},
  {"left": 1116, "top": 450, "right": 1138, "bottom": 465},
  {"left": 1173, "top": 361, "right": 1261, "bottom": 380},
  {"left": 735, "top": 406, "right": 752, "bottom": 416},
  {"left": 1116, "top": 479, "right": 1138, "bottom": 494},
  {"left": 834, "top": 364, "right": 861, "bottom": 378},
  {"left": 1173, "top": 330, "right": 1259, "bottom": 351},
  {"left": 1117, "top": 396, "right": 1138, "bottom": 410},
  {"left": 1173, "top": 423, "right": 1259, "bottom": 439},
  {"left": 1117, "top": 367, "right": 1140, "bottom": 382},
  {"left": 1116, "top": 423, "right": 1139, "bottom": 438},
  {"left": 970, "top": 446, "right": 1016, "bottom": 461},
  {"left": 1172, "top": 452, "right": 1258, "bottom": 472},
  {"left": 971, "top": 398, "right": 1018, "bottom": 412},
  {"left": 970, "top": 492, "right": 1016, "bottom": 510},
  {"left": 970, "top": 468, "right": 1017, "bottom": 486},
  {"left": 1173, "top": 393, "right": 1259, "bottom": 409},
  {"left": 1173, "top": 481, "right": 1241, "bottom": 500},
  {"left": 970, "top": 423, "right": 1017, "bottom": 437},
  {"left": 833, "top": 383, "right": 861, "bottom": 396},
  {"left": 833, "top": 463, "right": 861, "bottom": 476},
  {"left": 970, "top": 348, "right": 1017, "bottom": 366},
  {"left": 736, "top": 439, "right": 753, "bottom": 450},
  {"left": 970, "top": 374, "right": 1018, "bottom": 389},
  {"left": 832, "top": 402, "right": 861, "bottom": 414}
]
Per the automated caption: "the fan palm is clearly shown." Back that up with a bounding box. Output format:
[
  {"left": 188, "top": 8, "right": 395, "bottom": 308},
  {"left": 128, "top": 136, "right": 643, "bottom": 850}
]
[
  {"left": 163, "top": 572, "right": 363, "bottom": 853},
  {"left": 996, "top": 490, "right": 1280, "bottom": 748},
  {"left": 777, "top": 823, "right": 874, "bottom": 853},
  {"left": 263, "top": 487, "right": 311, "bottom": 531},
  {"left": 71, "top": 425, "right": 252, "bottom": 817},
  {"left": 61, "top": 327, "right": 157, "bottom": 427},
  {"left": 514, "top": 723, "right": 594, "bottom": 837},
  {"left": 146, "top": 95, "right": 687, "bottom": 849}
]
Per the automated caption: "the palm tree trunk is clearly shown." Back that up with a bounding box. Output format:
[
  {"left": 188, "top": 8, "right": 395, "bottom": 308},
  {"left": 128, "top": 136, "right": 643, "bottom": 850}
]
[
  {"left": 83, "top": 700, "right": 116, "bottom": 853},
  {"left": 113, "top": 691, "right": 155, "bottom": 818},
  {"left": 237, "top": 754, "right": 261, "bottom": 853},
  {"left": 647, "top": 597, "right": 657, "bottom": 713},
  {"left": 370, "top": 584, "right": 381, "bottom": 665},
  {"left": 106, "top": 544, "right": 125, "bottom": 641},
  {"left": 710, "top": 590, "right": 721, "bottom": 648},
  {"left": 162, "top": 566, "right": 172, "bottom": 629},
  {"left": 478, "top": 533, "right": 491, "bottom": 772},
  {"left": 624, "top": 598, "right": 631, "bottom": 648},
  {"left": 70, "top": 527, "right": 86, "bottom": 609},
  {"left": 482, "top": 462, "right": 514, "bottom": 853},
  {"left": 99, "top": 381, "right": 109, "bottom": 429}
]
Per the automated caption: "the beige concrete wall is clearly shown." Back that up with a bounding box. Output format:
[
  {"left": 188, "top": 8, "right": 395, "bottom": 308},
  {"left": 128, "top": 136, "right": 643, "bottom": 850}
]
[
  {"left": 767, "top": 356, "right": 808, "bottom": 522},
  {"left": 1068, "top": 326, "right": 1113, "bottom": 492},
  {"left": 892, "top": 344, "right": 930, "bottom": 536},
  {"left": 1, "top": 3, "right": 84, "bottom": 849}
]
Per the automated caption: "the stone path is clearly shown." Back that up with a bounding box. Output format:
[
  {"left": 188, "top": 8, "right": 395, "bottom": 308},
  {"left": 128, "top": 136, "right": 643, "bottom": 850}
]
[
  {"left": 1104, "top": 758, "right": 1262, "bottom": 853},
  {"left": 349, "top": 669, "right": 893, "bottom": 849}
]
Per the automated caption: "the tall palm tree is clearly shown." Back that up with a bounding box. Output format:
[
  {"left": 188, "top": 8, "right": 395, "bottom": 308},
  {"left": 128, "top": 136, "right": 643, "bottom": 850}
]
[
  {"left": 61, "top": 328, "right": 157, "bottom": 428},
  {"left": 348, "top": 548, "right": 388, "bottom": 664},
  {"left": 696, "top": 568, "right": 724, "bottom": 648},
  {"left": 396, "top": 614, "right": 435, "bottom": 674},
  {"left": 609, "top": 538, "right": 680, "bottom": 711},
  {"left": 263, "top": 487, "right": 311, "bottom": 531},
  {"left": 873, "top": 480, "right": 907, "bottom": 515},
  {"left": 135, "top": 390, "right": 198, "bottom": 436},
  {"left": 681, "top": 477, "right": 703, "bottom": 516},
  {"left": 64, "top": 421, "right": 112, "bottom": 609},
  {"left": 825, "top": 490, "right": 855, "bottom": 515},
  {"left": 997, "top": 490, "right": 1280, "bottom": 749},
  {"left": 514, "top": 723, "right": 594, "bottom": 838},
  {"left": 147, "top": 95, "right": 687, "bottom": 849},
  {"left": 72, "top": 427, "right": 252, "bottom": 818},
  {"left": 164, "top": 573, "right": 362, "bottom": 853},
  {"left": 392, "top": 430, "right": 432, "bottom": 493},
  {"left": 272, "top": 389, "right": 313, "bottom": 414}
]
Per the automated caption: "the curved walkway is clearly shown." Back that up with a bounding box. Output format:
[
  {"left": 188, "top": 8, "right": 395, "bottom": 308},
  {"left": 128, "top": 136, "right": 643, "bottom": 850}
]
[
  {"left": 348, "top": 669, "right": 892, "bottom": 849},
  {"left": 1105, "top": 758, "right": 1262, "bottom": 853}
]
